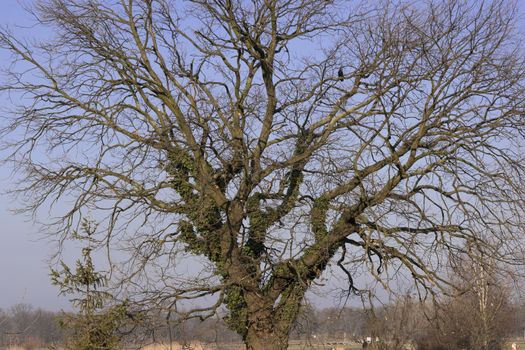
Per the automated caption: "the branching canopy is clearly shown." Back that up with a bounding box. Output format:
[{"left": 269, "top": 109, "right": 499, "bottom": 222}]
[{"left": 2, "top": 0, "right": 525, "bottom": 347}]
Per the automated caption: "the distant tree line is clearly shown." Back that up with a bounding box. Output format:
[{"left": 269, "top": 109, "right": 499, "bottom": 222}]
[
  {"left": 1, "top": 296, "right": 524, "bottom": 350},
  {"left": 0, "top": 303, "right": 63, "bottom": 349}
]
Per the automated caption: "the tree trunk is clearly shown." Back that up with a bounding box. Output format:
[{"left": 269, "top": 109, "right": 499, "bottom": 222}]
[
  {"left": 245, "top": 324, "right": 289, "bottom": 350},
  {"left": 242, "top": 301, "right": 293, "bottom": 350},
  {"left": 238, "top": 273, "right": 308, "bottom": 349}
]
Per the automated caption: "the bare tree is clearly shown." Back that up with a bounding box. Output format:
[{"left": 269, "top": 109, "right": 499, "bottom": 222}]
[
  {"left": 2, "top": 1, "right": 525, "bottom": 349},
  {"left": 438, "top": 250, "right": 517, "bottom": 350},
  {"left": 365, "top": 295, "right": 427, "bottom": 350},
  {"left": 417, "top": 257, "right": 517, "bottom": 350}
]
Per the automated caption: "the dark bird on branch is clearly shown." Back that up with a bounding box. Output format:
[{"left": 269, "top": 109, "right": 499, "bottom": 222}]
[{"left": 338, "top": 67, "right": 344, "bottom": 81}]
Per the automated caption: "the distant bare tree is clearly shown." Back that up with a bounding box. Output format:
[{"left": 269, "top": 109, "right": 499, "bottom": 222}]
[
  {"left": 2, "top": 1, "right": 525, "bottom": 349},
  {"left": 430, "top": 253, "right": 517, "bottom": 350},
  {"left": 366, "top": 295, "right": 427, "bottom": 350}
]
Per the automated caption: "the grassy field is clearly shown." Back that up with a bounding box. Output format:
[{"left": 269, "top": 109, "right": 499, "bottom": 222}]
[
  {"left": 288, "top": 345, "right": 361, "bottom": 350},
  {"left": 510, "top": 340, "right": 525, "bottom": 348},
  {"left": 287, "top": 342, "right": 525, "bottom": 349},
  {"left": 4, "top": 339, "right": 525, "bottom": 350},
  {"left": 136, "top": 342, "right": 363, "bottom": 350}
]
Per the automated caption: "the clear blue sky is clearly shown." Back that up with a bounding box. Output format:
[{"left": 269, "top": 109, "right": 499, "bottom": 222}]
[
  {"left": 1, "top": 0, "right": 523, "bottom": 312},
  {"left": 0, "top": 0, "right": 346, "bottom": 312},
  {"left": 0, "top": 0, "right": 70, "bottom": 310}
]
